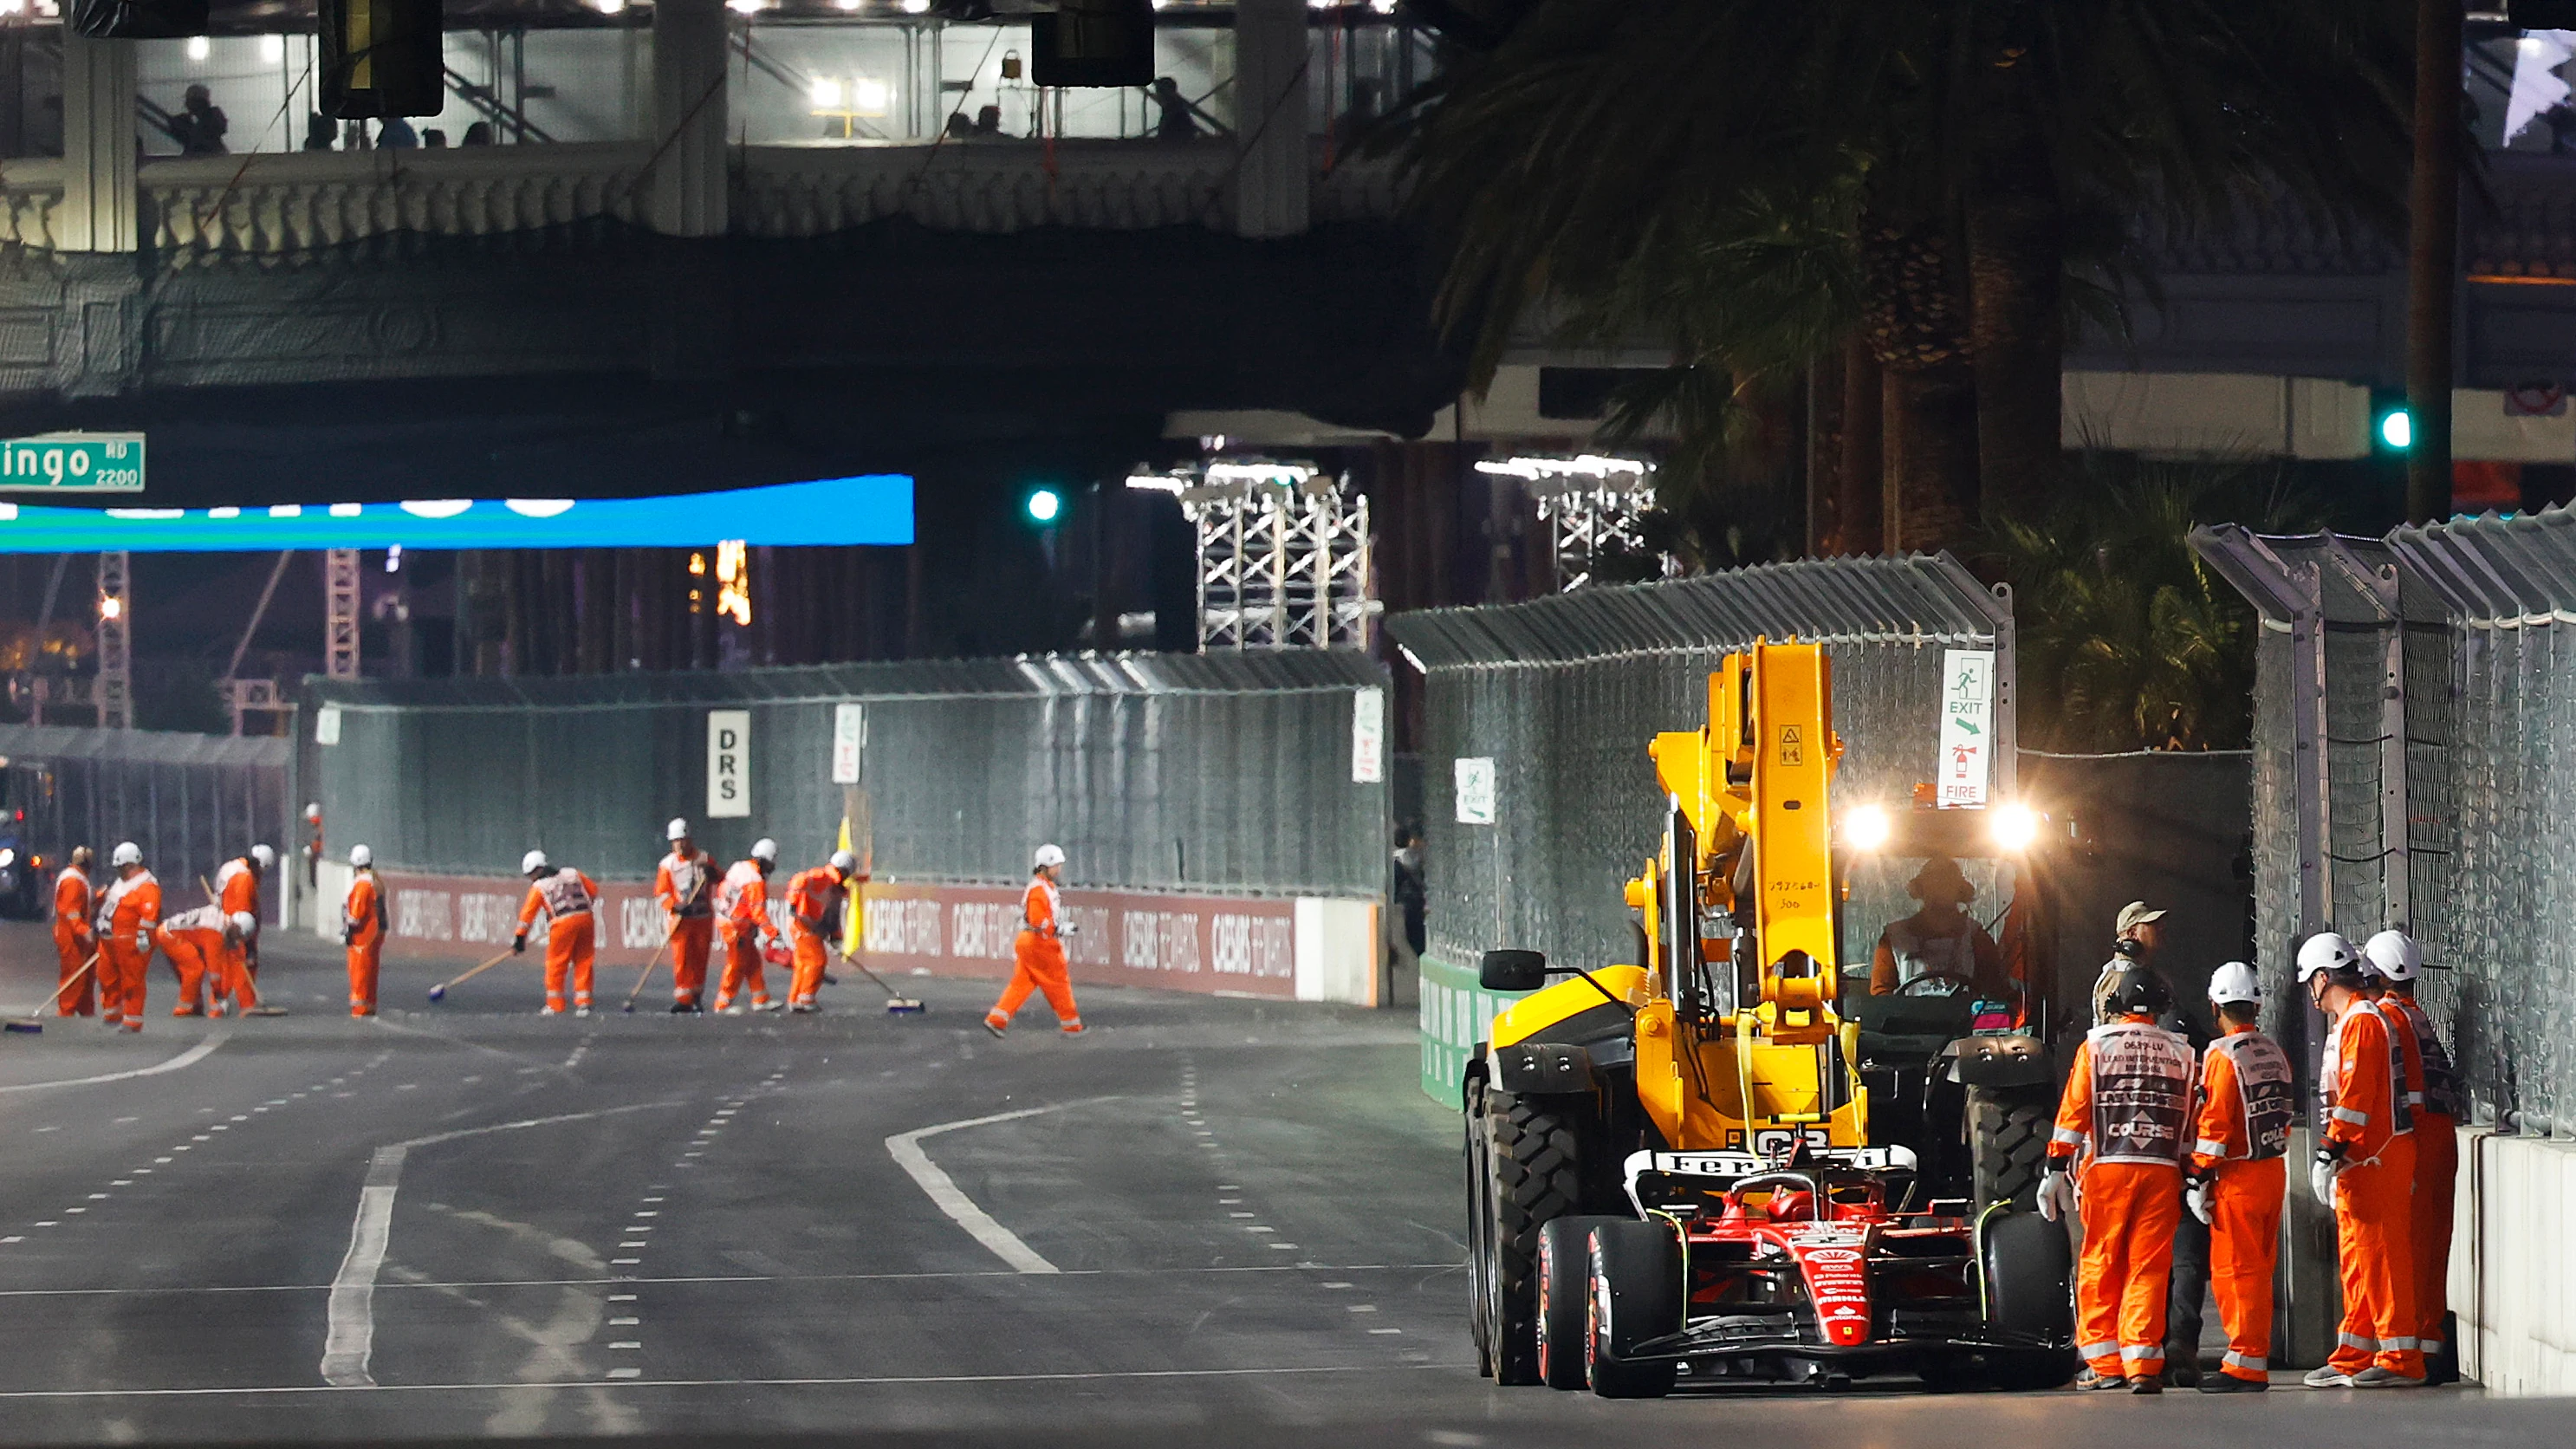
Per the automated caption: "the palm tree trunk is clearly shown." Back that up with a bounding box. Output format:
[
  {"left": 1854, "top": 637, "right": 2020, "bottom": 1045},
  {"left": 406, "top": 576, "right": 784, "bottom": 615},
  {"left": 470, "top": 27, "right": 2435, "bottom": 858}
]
[
  {"left": 1883, "top": 361, "right": 1978, "bottom": 553},
  {"left": 2406, "top": 0, "right": 2461, "bottom": 523},
  {"left": 1966, "top": 43, "right": 2064, "bottom": 528},
  {"left": 1840, "top": 335, "right": 1884, "bottom": 555}
]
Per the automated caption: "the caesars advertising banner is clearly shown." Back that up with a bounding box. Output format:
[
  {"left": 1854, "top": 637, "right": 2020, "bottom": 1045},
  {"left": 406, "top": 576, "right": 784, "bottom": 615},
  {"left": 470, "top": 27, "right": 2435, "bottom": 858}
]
[{"left": 353, "top": 871, "right": 1310, "bottom": 1002}]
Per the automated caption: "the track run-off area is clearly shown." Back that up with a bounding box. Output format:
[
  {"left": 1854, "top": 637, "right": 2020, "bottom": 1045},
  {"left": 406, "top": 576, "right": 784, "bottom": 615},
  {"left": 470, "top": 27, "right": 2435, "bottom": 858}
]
[{"left": 0, "top": 924, "right": 2559, "bottom": 1447}]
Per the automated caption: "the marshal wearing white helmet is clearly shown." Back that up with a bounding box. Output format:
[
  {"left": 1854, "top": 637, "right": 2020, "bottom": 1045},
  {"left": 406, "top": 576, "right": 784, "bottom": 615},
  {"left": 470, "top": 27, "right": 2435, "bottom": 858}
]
[
  {"left": 515, "top": 849, "right": 602, "bottom": 1017},
  {"left": 985, "top": 843, "right": 1083, "bottom": 1037},
  {"left": 2300, "top": 928, "right": 2427, "bottom": 1387},
  {"left": 213, "top": 841, "right": 278, "bottom": 1015},
  {"left": 2362, "top": 928, "right": 2461, "bottom": 1376},
  {"left": 714, "top": 837, "right": 785, "bottom": 1013},
  {"left": 2185, "top": 960, "right": 2295, "bottom": 1393},
  {"left": 656, "top": 818, "right": 719, "bottom": 1013}
]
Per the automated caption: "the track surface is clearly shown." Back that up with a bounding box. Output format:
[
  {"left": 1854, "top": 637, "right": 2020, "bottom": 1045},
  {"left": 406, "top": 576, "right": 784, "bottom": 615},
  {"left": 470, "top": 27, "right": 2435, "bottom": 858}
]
[{"left": 0, "top": 922, "right": 2554, "bottom": 1446}]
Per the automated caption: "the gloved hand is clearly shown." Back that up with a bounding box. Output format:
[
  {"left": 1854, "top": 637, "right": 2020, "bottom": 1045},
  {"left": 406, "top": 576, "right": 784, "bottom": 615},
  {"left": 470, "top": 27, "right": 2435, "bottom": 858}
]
[
  {"left": 135, "top": 930, "right": 152, "bottom": 953},
  {"left": 2310, "top": 1147, "right": 2346, "bottom": 1205},
  {"left": 341, "top": 927, "right": 354, "bottom": 946},
  {"left": 511, "top": 932, "right": 528, "bottom": 956},
  {"left": 2185, "top": 1175, "right": 2214, "bottom": 1225},
  {"left": 2035, "top": 1167, "right": 2076, "bottom": 1223}
]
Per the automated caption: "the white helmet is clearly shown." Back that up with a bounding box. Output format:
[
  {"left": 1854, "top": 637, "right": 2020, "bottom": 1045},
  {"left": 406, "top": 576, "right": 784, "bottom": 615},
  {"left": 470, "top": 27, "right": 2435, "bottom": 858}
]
[
  {"left": 306, "top": 802, "right": 321, "bottom": 822},
  {"left": 667, "top": 817, "right": 691, "bottom": 841},
  {"left": 2208, "top": 960, "right": 2261, "bottom": 1006},
  {"left": 1034, "top": 843, "right": 1067, "bottom": 869},
  {"left": 2362, "top": 930, "right": 2422, "bottom": 983},
  {"left": 522, "top": 848, "right": 550, "bottom": 876},
  {"left": 349, "top": 844, "right": 373, "bottom": 868},
  {"left": 751, "top": 838, "right": 778, "bottom": 863},
  {"left": 829, "top": 848, "right": 859, "bottom": 875},
  {"left": 2295, "top": 932, "right": 2360, "bottom": 983},
  {"left": 110, "top": 841, "right": 141, "bottom": 867},
  {"left": 249, "top": 844, "right": 276, "bottom": 871},
  {"left": 228, "top": 911, "right": 257, "bottom": 937}
]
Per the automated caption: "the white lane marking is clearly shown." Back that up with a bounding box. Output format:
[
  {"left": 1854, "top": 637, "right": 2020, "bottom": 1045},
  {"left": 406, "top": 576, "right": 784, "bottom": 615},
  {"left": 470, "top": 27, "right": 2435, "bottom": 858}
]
[
  {"left": 0, "top": 1363, "right": 1466, "bottom": 1399},
  {"left": 320, "top": 1101, "right": 684, "bottom": 1389},
  {"left": 0, "top": 1030, "right": 231, "bottom": 1095},
  {"left": 885, "top": 1100, "right": 1114, "bottom": 1276},
  {"left": 0, "top": 1263, "right": 1458, "bottom": 1298}
]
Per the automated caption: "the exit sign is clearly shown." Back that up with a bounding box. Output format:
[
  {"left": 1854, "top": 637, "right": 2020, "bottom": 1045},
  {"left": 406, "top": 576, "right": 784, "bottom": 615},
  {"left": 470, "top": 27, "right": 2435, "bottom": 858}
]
[{"left": 0, "top": 432, "right": 145, "bottom": 492}]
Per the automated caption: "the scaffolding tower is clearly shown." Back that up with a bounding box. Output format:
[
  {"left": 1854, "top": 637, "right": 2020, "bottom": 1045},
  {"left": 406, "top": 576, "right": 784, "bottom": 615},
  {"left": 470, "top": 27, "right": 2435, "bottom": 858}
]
[
  {"left": 1478, "top": 454, "right": 1662, "bottom": 593},
  {"left": 94, "top": 550, "right": 130, "bottom": 729},
  {"left": 1160, "top": 464, "right": 1377, "bottom": 651},
  {"left": 325, "top": 549, "right": 360, "bottom": 679}
]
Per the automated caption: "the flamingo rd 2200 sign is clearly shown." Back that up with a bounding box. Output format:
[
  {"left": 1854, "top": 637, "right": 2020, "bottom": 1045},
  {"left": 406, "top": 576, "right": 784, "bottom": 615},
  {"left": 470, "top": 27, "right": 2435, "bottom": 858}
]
[{"left": 0, "top": 433, "right": 145, "bottom": 492}]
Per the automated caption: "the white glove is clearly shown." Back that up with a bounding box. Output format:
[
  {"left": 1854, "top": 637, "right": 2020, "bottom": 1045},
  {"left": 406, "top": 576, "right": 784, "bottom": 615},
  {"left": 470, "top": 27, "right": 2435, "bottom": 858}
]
[
  {"left": 2185, "top": 1177, "right": 2214, "bottom": 1225},
  {"left": 2310, "top": 1151, "right": 2344, "bottom": 1206},
  {"left": 2035, "top": 1169, "right": 2076, "bottom": 1223},
  {"left": 135, "top": 930, "right": 152, "bottom": 952}
]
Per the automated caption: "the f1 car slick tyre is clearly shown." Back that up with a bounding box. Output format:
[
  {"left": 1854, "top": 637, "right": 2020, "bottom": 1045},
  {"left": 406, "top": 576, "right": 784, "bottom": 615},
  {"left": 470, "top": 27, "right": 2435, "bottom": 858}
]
[
  {"left": 1475, "top": 1084, "right": 1587, "bottom": 1387},
  {"left": 1967, "top": 1086, "right": 2053, "bottom": 1213},
  {"left": 1537, "top": 1216, "right": 1619, "bottom": 1389},
  {"left": 1981, "top": 1208, "right": 2080, "bottom": 1390},
  {"left": 1586, "top": 1220, "right": 1682, "bottom": 1399}
]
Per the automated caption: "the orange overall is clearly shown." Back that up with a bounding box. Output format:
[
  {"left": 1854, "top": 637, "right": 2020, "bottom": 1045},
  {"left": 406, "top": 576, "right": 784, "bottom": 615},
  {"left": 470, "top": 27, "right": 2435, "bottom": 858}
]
[
  {"left": 2191, "top": 1025, "right": 2294, "bottom": 1384},
  {"left": 215, "top": 857, "right": 263, "bottom": 1012},
  {"left": 95, "top": 869, "right": 162, "bottom": 1028},
  {"left": 2051, "top": 1015, "right": 2195, "bottom": 1381},
  {"left": 519, "top": 868, "right": 600, "bottom": 1010},
  {"left": 713, "top": 859, "right": 773, "bottom": 1010},
  {"left": 783, "top": 866, "right": 847, "bottom": 1008},
  {"left": 153, "top": 906, "right": 231, "bottom": 1017},
  {"left": 986, "top": 875, "right": 1081, "bottom": 1032},
  {"left": 343, "top": 868, "right": 386, "bottom": 1016},
  {"left": 2322, "top": 999, "right": 2424, "bottom": 1380},
  {"left": 51, "top": 866, "right": 95, "bottom": 1017},
  {"left": 2385, "top": 991, "right": 2460, "bottom": 1361},
  {"left": 655, "top": 847, "right": 718, "bottom": 1008}
]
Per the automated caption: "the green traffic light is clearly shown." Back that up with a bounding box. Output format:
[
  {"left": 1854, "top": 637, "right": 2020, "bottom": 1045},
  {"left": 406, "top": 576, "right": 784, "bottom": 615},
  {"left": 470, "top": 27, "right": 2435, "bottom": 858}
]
[
  {"left": 1026, "top": 488, "right": 1062, "bottom": 523},
  {"left": 2378, "top": 408, "right": 2413, "bottom": 451}
]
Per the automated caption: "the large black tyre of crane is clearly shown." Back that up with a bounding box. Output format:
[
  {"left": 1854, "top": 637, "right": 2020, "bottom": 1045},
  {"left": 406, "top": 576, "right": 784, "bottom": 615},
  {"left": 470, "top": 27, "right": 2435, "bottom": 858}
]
[
  {"left": 1476, "top": 1084, "right": 1589, "bottom": 1387},
  {"left": 1586, "top": 1219, "right": 1683, "bottom": 1399},
  {"left": 1968, "top": 1085, "right": 2054, "bottom": 1213}
]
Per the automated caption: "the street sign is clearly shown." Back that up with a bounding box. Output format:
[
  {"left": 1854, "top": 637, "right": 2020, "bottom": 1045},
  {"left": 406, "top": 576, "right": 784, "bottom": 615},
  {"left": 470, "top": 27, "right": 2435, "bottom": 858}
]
[
  {"left": 1351, "top": 686, "right": 1385, "bottom": 783},
  {"left": 0, "top": 432, "right": 145, "bottom": 492},
  {"left": 1936, "top": 648, "right": 1994, "bottom": 808},
  {"left": 1455, "top": 757, "right": 1496, "bottom": 825},
  {"left": 830, "top": 703, "right": 866, "bottom": 784}
]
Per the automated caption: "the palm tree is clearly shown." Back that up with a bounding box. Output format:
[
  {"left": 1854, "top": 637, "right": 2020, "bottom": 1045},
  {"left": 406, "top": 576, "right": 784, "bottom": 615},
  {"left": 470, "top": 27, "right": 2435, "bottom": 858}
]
[{"left": 1397, "top": 0, "right": 2412, "bottom": 555}]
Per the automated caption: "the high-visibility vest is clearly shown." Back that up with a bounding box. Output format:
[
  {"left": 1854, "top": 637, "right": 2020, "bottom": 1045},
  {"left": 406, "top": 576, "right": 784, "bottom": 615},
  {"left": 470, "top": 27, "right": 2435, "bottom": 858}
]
[
  {"left": 658, "top": 849, "right": 717, "bottom": 919},
  {"left": 2388, "top": 994, "right": 2462, "bottom": 1119},
  {"left": 715, "top": 860, "right": 767, "bottom": 932},
  {"left": 532, "top": 868, "right": 594, "bottom": 921},
  {"left": 98, "top": 870, "right": 160, "bottom": 939},
  {"left": 2200, "top": 1030, "right": 2294, "bottom": 1163},
  {"left": 54, "top": 867, "right": 92, "bottom": 935},
  {"left": 1884, "top": 915, "right": 1973, "bottom": 985},
  {"left": 2082, "top": 1019, "right": 2196, "bottom": 1166},
  {"left": 1021, "top": 877, "right": 1061, "bottom": 939}
]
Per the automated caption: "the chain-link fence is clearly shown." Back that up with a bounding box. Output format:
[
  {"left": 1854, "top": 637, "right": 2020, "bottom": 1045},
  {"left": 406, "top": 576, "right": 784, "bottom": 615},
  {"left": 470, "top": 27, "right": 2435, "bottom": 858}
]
[
  {"left": 0, "top": 724, "right": 294, "bottom": 925},
  {"left": 2198, "top": 519, "right": 2573, "bottom": 1138},
  {"left": 1387, "top": 552, "right": 2015, "bottom": 990},
  {"left": 306, "top": 653, "right": 1392, "bottom": 898}
]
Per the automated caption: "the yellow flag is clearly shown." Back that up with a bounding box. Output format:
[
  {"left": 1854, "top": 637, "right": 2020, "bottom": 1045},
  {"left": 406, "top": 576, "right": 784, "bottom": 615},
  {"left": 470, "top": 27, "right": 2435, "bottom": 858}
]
[{"left": 838, "top": 814, "right": 864, "bottom": 956}]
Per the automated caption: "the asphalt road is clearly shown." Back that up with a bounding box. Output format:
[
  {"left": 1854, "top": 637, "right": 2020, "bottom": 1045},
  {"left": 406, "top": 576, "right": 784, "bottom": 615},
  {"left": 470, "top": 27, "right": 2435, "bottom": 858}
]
[{"left": 0, "top": 921, "right": 2558, "bottom": 1448}]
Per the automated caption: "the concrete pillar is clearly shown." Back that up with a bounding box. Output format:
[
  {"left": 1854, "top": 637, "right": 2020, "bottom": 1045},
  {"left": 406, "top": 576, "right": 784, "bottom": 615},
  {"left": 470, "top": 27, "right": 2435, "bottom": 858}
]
[
  {"left": 1230, "top": 0, "right": 1309, "bottom": 239},
  {"left": 650, "top": 0, "right": 730, "bottom": 237},
  {"left": 59, "top": 32, "right": 138, "bottom": 253}
]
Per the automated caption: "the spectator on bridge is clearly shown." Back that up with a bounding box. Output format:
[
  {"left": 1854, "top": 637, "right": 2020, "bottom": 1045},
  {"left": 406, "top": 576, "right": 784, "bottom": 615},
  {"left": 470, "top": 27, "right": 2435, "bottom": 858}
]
[
  {"left": 378, "top": 116, "right": 420, "bottom": 150},
  {"left": 1150, "top": 76, "right": 1201, "bottom": 140},
  {"left": 462, "top": 122, "right": 496, "bottom": 146},
  {"left": 303, "top": 112, "right": 336, "bottom": 152},
  {"left": 1866, "top": 855, "right": 2004, "bottom": 997},
  {"left": 342, "top": 846, "right": 386, "bottom": 1018},
  {"left": 985, "top": 845, "right": 1083, "bottom": 1037},
  {"left": 51, "top": 846, "right": 96, "bottom": 1017},
  {"left": 170, "top": 84, "right": 229, "bottom": 154},
  {"left": 970, "top": 105, "right": 1006, "bottom": 140}
]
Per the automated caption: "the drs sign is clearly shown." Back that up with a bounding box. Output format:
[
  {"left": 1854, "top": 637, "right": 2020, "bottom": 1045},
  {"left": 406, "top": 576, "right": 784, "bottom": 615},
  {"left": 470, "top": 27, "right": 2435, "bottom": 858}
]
[
  {"left": 706, "top": 710, "right": 751, "bottom": 818},
  {"left": 0, "top": 432, "right": 146, "bottom": 492}
]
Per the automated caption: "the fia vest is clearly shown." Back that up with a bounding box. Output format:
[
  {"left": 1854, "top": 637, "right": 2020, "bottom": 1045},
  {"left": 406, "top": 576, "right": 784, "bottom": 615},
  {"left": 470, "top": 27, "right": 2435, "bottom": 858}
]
[
  {"left": 2207, "top": 1032, "right": 2295, "bottom": 1162},
  {"left": 535, "top": 869, "right": 593, "bottom": 920},
  {"left": 2084, "top": 1020, "right": 2196, "bottom": 1166}
]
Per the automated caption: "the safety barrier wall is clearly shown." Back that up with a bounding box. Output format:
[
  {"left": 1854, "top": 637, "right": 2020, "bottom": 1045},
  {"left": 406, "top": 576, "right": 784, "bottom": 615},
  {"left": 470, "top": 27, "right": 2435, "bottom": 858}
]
[
  {"left": 2198, "top": 513, "right": 2576, "bottom": 1384},
  {"left": 311, "top": 866, "right": 1381, "bottom": 1004},
  {"left": 1387, "top": 555, "right": 2015, "bottom": 1104},
  {"left": 0, "top": 724, "right": 292, "bottom": 928}
]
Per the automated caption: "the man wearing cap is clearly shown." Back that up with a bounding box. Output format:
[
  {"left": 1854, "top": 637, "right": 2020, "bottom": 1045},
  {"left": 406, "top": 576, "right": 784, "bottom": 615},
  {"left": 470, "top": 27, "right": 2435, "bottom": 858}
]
[
  {"left": 1868, "top": 854, "right": 2006, "bottom": 997},
  {"left": 985, "top": 844, "right": 1084, "bottom": 1037},
  {"left": 655, "top": 819, "right": 719, "bottom": 1015},
  {"left": 2093, "top": 901, "right": 2168, "bottom": 1022}
]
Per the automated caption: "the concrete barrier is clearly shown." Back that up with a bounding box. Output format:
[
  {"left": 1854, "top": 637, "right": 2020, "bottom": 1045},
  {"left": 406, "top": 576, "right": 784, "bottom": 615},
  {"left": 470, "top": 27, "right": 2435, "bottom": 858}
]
[
  {"left": 313, "top": 865, "right": 1384, "bottom": 1007},
  {"left": 2454, "top": 1125, "right": 2576, "bottom": 1394}
]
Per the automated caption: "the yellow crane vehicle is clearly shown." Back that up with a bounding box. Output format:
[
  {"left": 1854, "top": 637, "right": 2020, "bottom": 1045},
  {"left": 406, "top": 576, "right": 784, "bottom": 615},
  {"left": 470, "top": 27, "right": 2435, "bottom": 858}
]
[{"left": 1462, "top": 640, "right": 2075, "bottom": 1396}]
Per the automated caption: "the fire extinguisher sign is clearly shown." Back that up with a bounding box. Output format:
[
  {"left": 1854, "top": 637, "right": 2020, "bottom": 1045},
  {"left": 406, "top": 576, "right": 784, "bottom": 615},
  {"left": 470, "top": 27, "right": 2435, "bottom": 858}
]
[{"left": 1936, "top": 649, "right": 1993, "bottom": 809}]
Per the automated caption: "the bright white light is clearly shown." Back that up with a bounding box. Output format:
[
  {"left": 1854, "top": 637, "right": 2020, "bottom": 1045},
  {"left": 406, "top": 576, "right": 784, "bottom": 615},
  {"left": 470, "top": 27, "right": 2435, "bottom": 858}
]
[
  {"left": 106, "top": 509, "right": 185, "bottom": 520},
  {"left": 98, "top": 595, "right": 122, "bottom": 620},
  {"left": 399, "top": 499, "right": 472, "bottom": 518},
  {"left": 1474, "top": 454, "right": 1652, "bottom": 484},
  {"left": 2379, "top": 408, "right": 2414, "bottom": 451},
  {"left": 594, "top": 0, "right": 627, "bottom": 11},
  {"left": 1204, "top": 462, "right": 1316, "bottom": 487},
  {"left": 724, "top": 0, "right": 762, "bottom": 11},
  {"left": 0, "top": 504, "right": 17, "bottom": 521},
  {"left": 0, "top": 848, "right": 15, "bottom": 869},
  {"left": 838, "top": 0, "right": 868, "bottom": 10},
  {"left": 0, "top": 2, "right": 25, "bottom": 18},
  {"left": 853, "top": 78, "right": 890, "bottom": 111},
  {"left": 328, "top": 503, "right": 362, "bottom": 517},
  {"left": 209, "top": 506, "right": 240, "bottom": 519},
  {"left": 904, "top": 0, "right": 931, "bottom": 10},
  {"left": 1990, "top": 802, "right": 2040, "bottom": 853},
  {"left": 810, "top": 78, "right": 844, "bottom": 108},
  {"left": 259, "top": 34, "right": 285, "bottom": 62},
  {"left": 385, "top": 544, "right": 403, "bottom": 573},
  {"left": 1372, "top": 0, "right": 1397, "bottom": 10},
  {"left": 1125, "top": 474, "right": 1186, "bottom": 494},
  {"left": 504, "top": 499, "right": 576, "bottom": 518},
  {"left": 268, "top": 504, "right": 302, "bottom": 518},
  {"left": 186, "top": 36, "right": 210, "bottom": 62},
  {"left": 1026, "top": 489, "right": 1062, "bottom": 523},
  {"left": 1842, "top": 803, "right": 1891, "bottom": 852}
]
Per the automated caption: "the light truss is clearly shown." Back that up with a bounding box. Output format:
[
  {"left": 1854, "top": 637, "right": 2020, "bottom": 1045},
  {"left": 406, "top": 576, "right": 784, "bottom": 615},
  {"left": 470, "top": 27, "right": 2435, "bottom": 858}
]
[
  {"left": 1158, "top": 465, "right": 1377, "bottom": 651},
  {"left": 1479, "top": 455, "right": 1663, "bottom": 593},
  {"left": 94, "top": 550, "right": 129, "bottom": 729},
  {"left": 325, "top": 548, "right": 360, "bottom": 679}
]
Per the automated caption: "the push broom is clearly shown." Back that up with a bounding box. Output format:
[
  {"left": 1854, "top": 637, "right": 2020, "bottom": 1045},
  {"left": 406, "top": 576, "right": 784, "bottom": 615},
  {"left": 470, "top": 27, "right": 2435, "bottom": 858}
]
[
  {"left": 5, "top": 952, "right": 101, "bottom": 1034},
  {"left": 426, "top": 947, "right": 518, "bottom": 1004},
  {"left": 839, "top": 950, "right": 923, "bottom": 1015}
]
